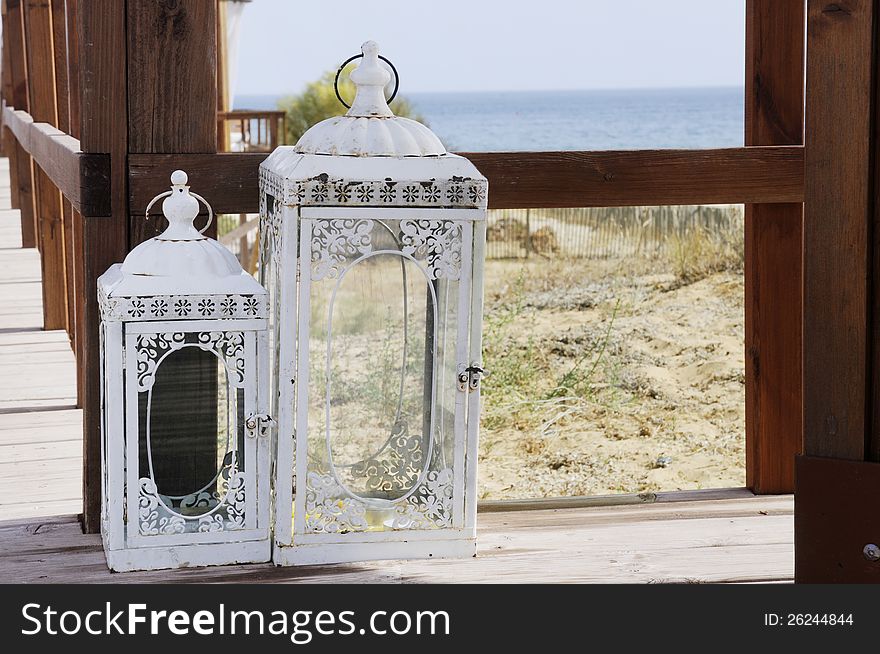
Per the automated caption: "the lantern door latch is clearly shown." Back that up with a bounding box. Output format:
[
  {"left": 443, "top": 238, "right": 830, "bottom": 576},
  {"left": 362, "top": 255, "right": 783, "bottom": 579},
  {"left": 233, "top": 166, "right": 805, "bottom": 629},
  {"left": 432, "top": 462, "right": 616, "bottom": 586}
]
[
  {"left": 246, "top": 413, "right": 276, "bottom": 438},
  {"left": 458, "top": 363, "right": 486, "bottom": 391}
]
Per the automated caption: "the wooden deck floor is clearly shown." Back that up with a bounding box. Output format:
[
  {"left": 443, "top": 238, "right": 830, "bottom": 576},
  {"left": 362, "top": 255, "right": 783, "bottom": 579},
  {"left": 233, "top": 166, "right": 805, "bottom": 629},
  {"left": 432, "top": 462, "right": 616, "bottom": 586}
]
[{"left": 0, "top": 157, "right": 795, "bottom": 583}]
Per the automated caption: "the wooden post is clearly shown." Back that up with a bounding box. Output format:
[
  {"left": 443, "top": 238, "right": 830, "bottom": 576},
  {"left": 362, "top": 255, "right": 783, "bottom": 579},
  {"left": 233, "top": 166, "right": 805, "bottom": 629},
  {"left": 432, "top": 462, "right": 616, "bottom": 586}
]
[
  {"left": 1, "top": 0, "right": 18, "bottom": 198},
  {"left": 5, "top": 0, "right": 36, "bottom": 249},
  {"left": 216, "top": 0, "right": 229, "bottom": 152},
  {"left": 23, "top": 0, "right": 69, "bottom": 331},
  {"left": 66, "top": 0, "right": 86, "bottom": 409},
  {"left": 77, "top": 0, "right": 129, "bottom": 533},
  {"left": 51, "top": 0, "right": 76, "bottom": 343},
  {"left": 743, "top": 0, "right": 805, "bottom": 493},
  {"left": 127, "top": 0, "right": 218, "bottom": 244},
  {"left": 797, "top": 0, "right": 880, "bottom": 582}
]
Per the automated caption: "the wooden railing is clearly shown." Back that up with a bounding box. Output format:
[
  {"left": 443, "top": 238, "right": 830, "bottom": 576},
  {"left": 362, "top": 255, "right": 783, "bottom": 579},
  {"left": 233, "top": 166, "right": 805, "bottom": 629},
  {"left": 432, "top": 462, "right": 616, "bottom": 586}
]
[
  {"left": 218, "top": 110, "right": 286, "bottom": 152},
  {"left": 0, "top": 0, "right": 809, "bottom": 534}
]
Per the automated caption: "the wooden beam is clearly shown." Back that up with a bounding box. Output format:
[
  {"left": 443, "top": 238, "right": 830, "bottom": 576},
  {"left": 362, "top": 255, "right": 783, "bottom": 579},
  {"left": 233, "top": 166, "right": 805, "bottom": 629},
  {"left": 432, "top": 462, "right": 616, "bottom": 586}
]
[
  {"left": 464, "top": 148, "right": 804, "bottom": 207},
  {"left": 744, "top": 0, "right": 805, "bottom": 494},
  {"left": 5, "top": 0, "right": 36, "bottom": 248},
  {"left": 2, "top": 106, "right": 111, "bottom": 216},
  {"left": 28, "top": 122, "right": 110, "bottom": 217},
  {"left": 128, "top": 146, "right": 805, "bottom": 215},
  {"left": 23, "top": 0, "right": 68, "bottom": 331},
  {"left": 77, "top": 0, "right": 128, "bottom": 534},
  {"left": 795, "top": 455, "right": 880, "bottom": 582},
  {"left": 803, "top": 0, "right": 874, "bottom": 461}
]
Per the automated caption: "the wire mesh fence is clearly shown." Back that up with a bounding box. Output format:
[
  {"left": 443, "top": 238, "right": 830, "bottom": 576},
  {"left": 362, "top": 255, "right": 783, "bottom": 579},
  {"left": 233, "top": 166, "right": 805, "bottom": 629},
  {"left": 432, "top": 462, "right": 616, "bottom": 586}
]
[
  {"left": 485, "top": 205, "right": 744, "bottom": 260},
  {"left": 218, "top": 204, "right": 745, "bottom": 271}
]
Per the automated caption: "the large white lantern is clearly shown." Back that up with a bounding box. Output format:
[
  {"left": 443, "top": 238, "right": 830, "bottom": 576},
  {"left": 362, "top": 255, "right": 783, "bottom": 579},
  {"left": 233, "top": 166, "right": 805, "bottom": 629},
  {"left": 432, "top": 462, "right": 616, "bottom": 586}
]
[
  {"left": 260, "top": 42, "right": 488, "bottom": 565},
  {"left": 98, "top": 171, "right": 273, "bottom": 572}
]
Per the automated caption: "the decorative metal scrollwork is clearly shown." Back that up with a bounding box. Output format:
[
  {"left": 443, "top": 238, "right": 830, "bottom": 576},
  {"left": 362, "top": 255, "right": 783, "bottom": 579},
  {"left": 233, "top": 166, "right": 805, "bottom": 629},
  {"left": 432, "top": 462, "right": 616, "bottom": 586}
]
[
  {"left": 136, "top": 332, "right": 186, "bottom": 391},
  {"left": 138, "top": 451, "right": 247, "bottom": 536},
  {"left": 400, "top": 219, "right": 463, "bottom": 280},
  {"left": 311, "top": 219, "right": 374, "bottom": 280}
]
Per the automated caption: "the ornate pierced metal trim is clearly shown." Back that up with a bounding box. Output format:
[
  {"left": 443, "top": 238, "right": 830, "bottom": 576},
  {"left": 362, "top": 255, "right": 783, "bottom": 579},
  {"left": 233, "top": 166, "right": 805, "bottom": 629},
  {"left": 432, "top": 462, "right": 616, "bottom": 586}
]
[
  {"left": 135, "top": 331, "right": 186, "bottom": 392},
  {"left": 135, "top": 331, "right": 248, "bottom": 392},
  {"left": 304, "top": 472, "right": 369, "bottom": 534},
  {"left": 99, "top": 291, "right": 268, "bottom": 322},
  {"left": 260, "top": 170, "right": 488, "bottom": 210},
  {"left": 303, "top": 467, "right": 454, "bottom": 534},
  {"left": 259, "top": 167, "right": 286, "bottom": 205},
  {"left": 310, "top": 219, "right": 374, "bottom": 280},
  {"left": 392, "top": 468, "right": 454, "bottom": 529},
  {"left": 259, "top": 191, "right": 284, "bottom": 268},
  {"left": 400, "top": 219, "right": 463, "bottom": 280},
  {"left": 138, "top": 452, "right": 247, "bottom": 536}
]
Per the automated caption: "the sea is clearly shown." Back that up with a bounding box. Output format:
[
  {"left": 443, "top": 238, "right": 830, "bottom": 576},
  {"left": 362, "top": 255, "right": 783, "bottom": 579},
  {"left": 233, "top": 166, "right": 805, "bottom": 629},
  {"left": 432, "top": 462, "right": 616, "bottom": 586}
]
[{"left": 234, "top": 87, "right": 744, "bottom": 151}]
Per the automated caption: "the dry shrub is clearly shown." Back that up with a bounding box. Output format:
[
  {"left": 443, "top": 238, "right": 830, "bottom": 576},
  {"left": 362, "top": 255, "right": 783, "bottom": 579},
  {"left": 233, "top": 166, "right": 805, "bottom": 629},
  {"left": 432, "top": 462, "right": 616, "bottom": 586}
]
[
  {"left": 529, "top": 227, "right": 559, "bottom": 255},
  {"left": 487, "top": 216, "right": 528, "bottom": 244},
  {"left": 667, "top": 226, "right": 744, "bottom": 284}
]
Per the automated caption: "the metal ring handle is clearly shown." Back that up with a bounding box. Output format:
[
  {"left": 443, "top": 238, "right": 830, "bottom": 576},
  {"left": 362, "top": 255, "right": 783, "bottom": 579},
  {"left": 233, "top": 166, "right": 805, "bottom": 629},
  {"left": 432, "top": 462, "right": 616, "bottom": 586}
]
[
  {"left": 143, "top": 189, "right": 214, "bottom": 234},
  {"left": 143, "top": 191, "right": 172, "bottom": 222},
  {"left": 190, "top": 193, "right": 214, "bottom": 234},
  {"left": 334, "top": 53, "right": 399, "bottom": 109}
]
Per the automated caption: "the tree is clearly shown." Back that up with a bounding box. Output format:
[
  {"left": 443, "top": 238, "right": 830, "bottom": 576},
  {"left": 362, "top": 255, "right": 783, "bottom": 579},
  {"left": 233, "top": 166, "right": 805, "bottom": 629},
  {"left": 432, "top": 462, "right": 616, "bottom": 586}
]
[{"left": 278, "top": 67, "right": 425, "bottom": 145}]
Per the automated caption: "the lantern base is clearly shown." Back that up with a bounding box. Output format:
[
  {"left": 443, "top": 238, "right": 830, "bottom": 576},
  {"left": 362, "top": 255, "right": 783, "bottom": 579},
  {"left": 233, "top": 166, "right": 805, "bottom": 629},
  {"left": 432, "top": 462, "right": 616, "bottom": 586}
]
[
  {"left": 272, "top": 537, "right": 476, "bottom": 567},
  {"left": 103, "top": 539, "right": 271, "bottom": 573}
]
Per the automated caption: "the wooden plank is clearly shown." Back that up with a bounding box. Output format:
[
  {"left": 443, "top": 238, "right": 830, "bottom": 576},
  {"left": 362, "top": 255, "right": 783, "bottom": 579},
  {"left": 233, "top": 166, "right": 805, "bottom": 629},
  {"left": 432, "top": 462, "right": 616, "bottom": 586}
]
[
  {"left": 744, "top": 0, "right": 804, "bottom": 494},
  {"left": 478, "top": 487, "right": 760, "bottom": 513},
  {"left": 5, "top": 0, "right": 36, "bottom": 248},
  {"left": 126, "top": 0, "right": 217, "bottom": 156},
  {"left": 76, "top": 0, "right": 128, "bottom": 533},
  {"left": 0, "top": 497, "right": 793, "bottom": 583},
  {"left": 803, "top": 0, "right": 873, "bottom": 460},
  {"left": 129, "top": 146, "right": 805, "bottom": 215},
  {"left": 23, "top": 0, "right": 68, "bottom": 331}
]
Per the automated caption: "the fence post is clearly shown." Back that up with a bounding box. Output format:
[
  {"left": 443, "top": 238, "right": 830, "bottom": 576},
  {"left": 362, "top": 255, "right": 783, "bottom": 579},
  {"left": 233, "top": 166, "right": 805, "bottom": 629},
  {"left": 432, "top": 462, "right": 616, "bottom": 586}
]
[
  {"left": 3, "top": 0, "right": 36, "bottom": 249},
  {"left": 23, "top": 0, "right": 69, "bottom": 331},
  {"left": 525, "top": 208, "right": 531, "bottom": 257},
  {"left": 744, "top": 0, "right": 805, "bottom": 493}
]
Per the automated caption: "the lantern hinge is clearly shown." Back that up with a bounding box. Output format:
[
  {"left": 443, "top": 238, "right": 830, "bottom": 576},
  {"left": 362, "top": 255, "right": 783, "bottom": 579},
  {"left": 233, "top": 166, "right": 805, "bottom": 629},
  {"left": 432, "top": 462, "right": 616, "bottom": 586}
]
[
  {"left": 458, "top": 363, "right": 486, "bottom": 392},
  {"left": 246, "top": 413, "right": 276, "bottom": 438}
]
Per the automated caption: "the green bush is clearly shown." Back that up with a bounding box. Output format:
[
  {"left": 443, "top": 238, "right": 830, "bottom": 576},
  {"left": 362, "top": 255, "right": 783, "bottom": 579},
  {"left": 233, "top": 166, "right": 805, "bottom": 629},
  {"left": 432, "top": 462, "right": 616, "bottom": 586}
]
[{"left": 278, "top": 67, "right": 425, "bottom": 145}]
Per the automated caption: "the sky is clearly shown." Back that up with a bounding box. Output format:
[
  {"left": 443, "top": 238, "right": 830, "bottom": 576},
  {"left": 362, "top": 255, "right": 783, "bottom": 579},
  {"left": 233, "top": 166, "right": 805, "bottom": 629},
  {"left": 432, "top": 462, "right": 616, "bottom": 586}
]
[{"left": 233, "top": 0, "right": 745, "bottom": 97}]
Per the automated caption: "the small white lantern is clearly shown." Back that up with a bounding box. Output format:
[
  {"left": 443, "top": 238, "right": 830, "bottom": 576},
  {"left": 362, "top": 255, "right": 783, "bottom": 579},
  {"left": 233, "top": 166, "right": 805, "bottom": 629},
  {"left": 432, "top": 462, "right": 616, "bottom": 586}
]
[
  {"left": 98, "top": 171, "right": 273, "bottom": 572},
  {"left": 260, "top": 42, "right": 488, "bottom": 565}
]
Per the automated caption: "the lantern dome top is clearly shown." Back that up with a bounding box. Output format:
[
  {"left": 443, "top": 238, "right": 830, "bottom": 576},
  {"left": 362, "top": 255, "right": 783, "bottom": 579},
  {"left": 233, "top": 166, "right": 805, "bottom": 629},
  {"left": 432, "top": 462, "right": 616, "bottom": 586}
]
[
  {"left": 293, "top": 41, "right": 447, "bottom": 157},
  {"left": 98, "top": 171, "right": 266, "bottom": 319}
]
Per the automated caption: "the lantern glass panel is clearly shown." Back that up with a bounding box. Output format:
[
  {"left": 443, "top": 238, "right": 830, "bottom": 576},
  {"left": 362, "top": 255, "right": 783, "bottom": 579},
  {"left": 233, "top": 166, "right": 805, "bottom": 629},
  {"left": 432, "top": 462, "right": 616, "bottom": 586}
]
[
  {"left": 297, "top": 217, "right": 471, "bottom": 532},
  {"left": 136, "top": 340, "right": 246, "bottom": 528}
]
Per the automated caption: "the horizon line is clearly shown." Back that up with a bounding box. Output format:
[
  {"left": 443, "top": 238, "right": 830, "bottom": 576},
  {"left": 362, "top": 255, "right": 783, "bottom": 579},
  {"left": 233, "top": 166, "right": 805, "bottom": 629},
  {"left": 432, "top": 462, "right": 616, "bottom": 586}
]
[{"left": 234, "top": 84, "right": 745, "bottom": 98}]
